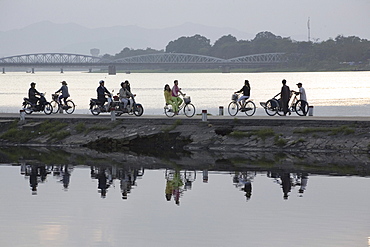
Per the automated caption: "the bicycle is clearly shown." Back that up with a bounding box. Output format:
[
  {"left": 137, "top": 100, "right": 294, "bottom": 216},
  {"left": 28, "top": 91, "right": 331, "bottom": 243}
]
[
  {"left": 50, "top": 93, "right": 76, "bottom": 114},
  {"left": 227, "top": 93, "right": 256, "bottom": 116},
  {"left": 260, "top": 92, "right": 308, "bottom": 116},
  {"left": 164, "top": 94, "right": 195, "bottom": 117}
]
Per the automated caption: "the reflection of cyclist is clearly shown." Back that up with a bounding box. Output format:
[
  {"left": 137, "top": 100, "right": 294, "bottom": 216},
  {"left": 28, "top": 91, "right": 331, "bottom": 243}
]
[
  {"left": 234, "top": 80, "right": 251, "bottom": 108},
  {"left": 171, "top": 80, "right": 183, "bottom": 115}
]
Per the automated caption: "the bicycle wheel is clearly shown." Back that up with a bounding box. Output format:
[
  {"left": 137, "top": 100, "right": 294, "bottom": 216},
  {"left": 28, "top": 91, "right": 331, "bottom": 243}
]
[
  {"left": 228, "top": 101, "right": 239, "bottom": 116},
  {"left": 184, "top": 103, "right": 195, "bottom": 117},
  {"left": 50, "top": 100, "right": 60, "bottom": 114},
  {"left": 264, "top": 99, "right": 277, "bottom": 116},
  {"left": 65, "top": 100, "right": 75, "bottom": 114},
  {"left": 90, "top": 103, "right": 100, "bottom": 115},
  {"left": 133, "top": 104, "right": 144, "bottom": 116},
  {"left": 43, "top": 102, "right": 53, "bottom": 115},
  {"left": 164, "top": 105, "right": 175, "bottom": 117},
  {"left": 295, "top": 100, "right": 309, "bottom": 116},
  {"left": 244, "top": 101, "right": 256, "bottom": 116}
]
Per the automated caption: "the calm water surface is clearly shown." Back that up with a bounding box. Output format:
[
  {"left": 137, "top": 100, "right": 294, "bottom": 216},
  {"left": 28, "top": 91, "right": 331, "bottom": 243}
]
[
  {"left": 0, "top": 164, "right": 369, "bottom": 247},
  {"left": 0, "top": 71, "right": 369, "bottom": 116}
]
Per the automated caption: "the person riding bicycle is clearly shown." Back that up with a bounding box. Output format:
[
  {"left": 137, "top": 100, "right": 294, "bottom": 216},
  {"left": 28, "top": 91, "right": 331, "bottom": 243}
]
[
  {"left": 55, "top": 81, "right": 70, "bottom": 106},
  {"left": 97, "top": 80, "right": 112, "bottom": 110},
  {"left": 171, "top": 80, "right": 183, "bottom": 114},
  {"left": 164, "top": 84, "right": 176, "bottom": 112},
  {"left": 119, "top": 81, "right": 135, "bottom": 112},
  {"left": 28, "top": 82, "right": 44, "bottom": 108},
  {"left": 234, "top": 80, "right": 251, "bottom": 108}
]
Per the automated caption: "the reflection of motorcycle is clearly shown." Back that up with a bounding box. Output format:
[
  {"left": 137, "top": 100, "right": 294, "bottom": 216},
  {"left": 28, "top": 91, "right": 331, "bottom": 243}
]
[
  {"left": 90, "top": 93, "right": 144, "bottom": 116},
  {"left": 22, "top": 93, "right": 53, "bottom": 115}
]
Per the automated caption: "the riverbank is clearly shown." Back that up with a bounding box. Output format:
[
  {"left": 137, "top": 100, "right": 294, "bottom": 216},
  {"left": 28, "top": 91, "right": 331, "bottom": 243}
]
[
  {"left": 0, "top": 114, "right": 370, "bottom": 154},
  {"left": 1, "top": 115, "right": 370, "bottom": 175}
]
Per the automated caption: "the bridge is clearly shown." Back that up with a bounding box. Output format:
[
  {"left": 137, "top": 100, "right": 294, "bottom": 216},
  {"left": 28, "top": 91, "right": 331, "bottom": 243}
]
[{"left": 0, "top": 52, "right": 290, "bottom": 73}]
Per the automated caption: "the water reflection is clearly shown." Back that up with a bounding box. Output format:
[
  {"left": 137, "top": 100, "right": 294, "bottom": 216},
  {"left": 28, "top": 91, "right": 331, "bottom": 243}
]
[{"left": 17, "top": 162, "right": 314, "bottom": 203}]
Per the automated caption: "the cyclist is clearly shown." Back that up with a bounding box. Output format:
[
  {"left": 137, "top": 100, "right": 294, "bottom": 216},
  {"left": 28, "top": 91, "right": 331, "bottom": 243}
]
[
  {"left": 55, "top": 81, "right": 70, "bottom": 106},
  {"left": 171, "top": 80, "right": 183, "bottom": 114},
  {"left": 234, "top": 80, "right": 251, "bottom": 108},
  {"left": 164, "top": 84, "right": 176, "bottom": 112}
]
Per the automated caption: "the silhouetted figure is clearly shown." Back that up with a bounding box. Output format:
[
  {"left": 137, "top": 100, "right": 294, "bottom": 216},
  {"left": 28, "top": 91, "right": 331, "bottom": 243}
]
[
  {"left": 97, "top": 169, "right": 109, "bottom": 198},
  {"left": 29, "top": 166, "right": 39, "bottom": 195},
  {"left": 281, "top": 173, "right": 292, "bottom": 200},
  {"left": 61, "top": 165, "right": 71, "bottom": 190},
  {"left": 280, "top": 79, "right": 291, "bottom": 116}
]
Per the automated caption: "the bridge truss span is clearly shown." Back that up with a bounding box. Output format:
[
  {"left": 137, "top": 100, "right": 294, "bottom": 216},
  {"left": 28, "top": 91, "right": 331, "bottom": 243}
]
[
  {"left": 0, "top": 53, "right": 102, "bottom": 65},
  {"left": 226, "top": 53, "right": 288, "bottom": 64},
  {"left": 113, "top": 53, "right": 226, "bottom": 64}
]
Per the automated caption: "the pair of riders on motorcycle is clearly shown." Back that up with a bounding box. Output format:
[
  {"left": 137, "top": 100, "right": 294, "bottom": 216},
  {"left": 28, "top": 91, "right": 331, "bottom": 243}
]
[{"left": 97, "top": 80, "right": 135, "bottom": 112}]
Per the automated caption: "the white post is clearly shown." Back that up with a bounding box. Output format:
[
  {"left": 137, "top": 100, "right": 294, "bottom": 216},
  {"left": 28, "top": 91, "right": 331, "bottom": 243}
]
[
  {"left": 110, "top": 109, "right": 116, "bottom": 121},
  {"left": 202, "top": 110, "right": 207, "bottom": 122},
  {"left": 19, "top": 109, "right": 26, "bottom": 124}
]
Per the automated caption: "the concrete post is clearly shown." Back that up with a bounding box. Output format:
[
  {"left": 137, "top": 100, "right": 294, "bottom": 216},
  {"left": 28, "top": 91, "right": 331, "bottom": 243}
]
[
  {"left": 202, "top": 110, "right": 207, "bottom": 122},
  {"left": 219, "top": 106, "right": 224, "bottom": 116},
  {"left": 19, "top": 109, "right": 26, "bottom": 124}
]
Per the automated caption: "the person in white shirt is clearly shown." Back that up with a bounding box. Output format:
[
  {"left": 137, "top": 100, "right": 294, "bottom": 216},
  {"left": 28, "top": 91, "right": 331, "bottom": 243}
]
[{"left": 295, "top": 82, "right": 307, "bottom": 102}]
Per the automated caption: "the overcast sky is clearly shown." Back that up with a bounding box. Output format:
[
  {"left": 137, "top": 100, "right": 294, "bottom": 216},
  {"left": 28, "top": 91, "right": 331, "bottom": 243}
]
[{"left": 1, "top": 0, "right": 369, "bottom": 41}]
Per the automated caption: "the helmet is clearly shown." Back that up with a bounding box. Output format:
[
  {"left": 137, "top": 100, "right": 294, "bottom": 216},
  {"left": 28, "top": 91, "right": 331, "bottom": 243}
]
[
  {"left": 99, "top": 80, "right": 104, "bottom": 84},
  {"left": 30, "top": 82, "right": 36, "bottom": 86}
]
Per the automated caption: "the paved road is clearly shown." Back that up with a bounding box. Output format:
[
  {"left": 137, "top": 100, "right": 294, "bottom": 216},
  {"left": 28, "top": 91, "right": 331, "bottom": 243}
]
[{"left": 0, "top": 112, "right": 369, "bottom": 122}]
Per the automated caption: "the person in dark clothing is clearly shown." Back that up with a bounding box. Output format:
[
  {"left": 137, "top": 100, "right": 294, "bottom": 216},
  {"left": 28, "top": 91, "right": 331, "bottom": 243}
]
[
  {"left": 97, "top": 80, "right": 111, "bottom": 106},
  {"left": 28, "top": 82, "right": 41, "bottom": 106},
  {"left": 280, "top": 79, "right": 291, "bottom": 116},
  {"left": 235, "top": 80, "right": 251, "bottom": 108}
]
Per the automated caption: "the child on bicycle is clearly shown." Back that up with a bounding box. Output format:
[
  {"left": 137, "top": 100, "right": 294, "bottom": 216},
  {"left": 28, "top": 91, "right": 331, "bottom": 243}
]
[{"left": 235, "top": 80, "right": 251, "bottom": 108}]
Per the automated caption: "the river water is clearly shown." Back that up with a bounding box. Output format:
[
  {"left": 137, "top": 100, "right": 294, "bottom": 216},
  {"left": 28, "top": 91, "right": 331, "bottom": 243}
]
[
  {"left": 0, "top": 71, "right": 369, "bottom": 116},
  {"left": 0, "top": 161, "right": 369, "bottom": 247}
]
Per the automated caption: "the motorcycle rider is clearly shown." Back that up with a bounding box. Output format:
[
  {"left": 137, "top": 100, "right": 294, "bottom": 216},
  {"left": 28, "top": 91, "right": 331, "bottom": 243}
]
[
  {"left": 97, "top": 80, "right": 111, "bottom": 110},
  {"left": 28, "top": 82, "right": 44, "bottom": 108},
  {"left": 119, "top": 81, "right": 135, "bottom": 112}
]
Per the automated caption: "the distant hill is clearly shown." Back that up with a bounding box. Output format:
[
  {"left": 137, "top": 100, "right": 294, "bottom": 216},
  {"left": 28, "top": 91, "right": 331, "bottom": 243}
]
[{"left": 0, "top": 21, "right": 254, "bottom": 57}]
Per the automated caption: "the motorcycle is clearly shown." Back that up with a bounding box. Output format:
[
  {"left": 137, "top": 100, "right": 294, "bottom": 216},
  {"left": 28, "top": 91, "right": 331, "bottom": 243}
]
[
  {"left": 112, "top": 94, "right": 144, "bottom": 117},
  {"left": 22, "top": 93, "right": 53, "bottom": 115},
  {"left": 89, "top": 93, "right": 144, "bottom": 116}
]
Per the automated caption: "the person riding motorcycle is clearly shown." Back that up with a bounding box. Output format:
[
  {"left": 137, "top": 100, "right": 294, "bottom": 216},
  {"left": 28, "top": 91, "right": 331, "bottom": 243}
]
[
  {"left": 119, "top": 81, "right": 135, "bottom": 112},
  {"left": 97, "top": 80, "right": 111, "bottom": 109},
  {"left": 28, "top": 82, "right": 45, "bottom": 107}
]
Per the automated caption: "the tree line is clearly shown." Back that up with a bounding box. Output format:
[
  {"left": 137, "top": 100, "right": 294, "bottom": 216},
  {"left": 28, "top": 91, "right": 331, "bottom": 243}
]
[{"left": 102, "top": 31, "right": 370, "bottom": 71}]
